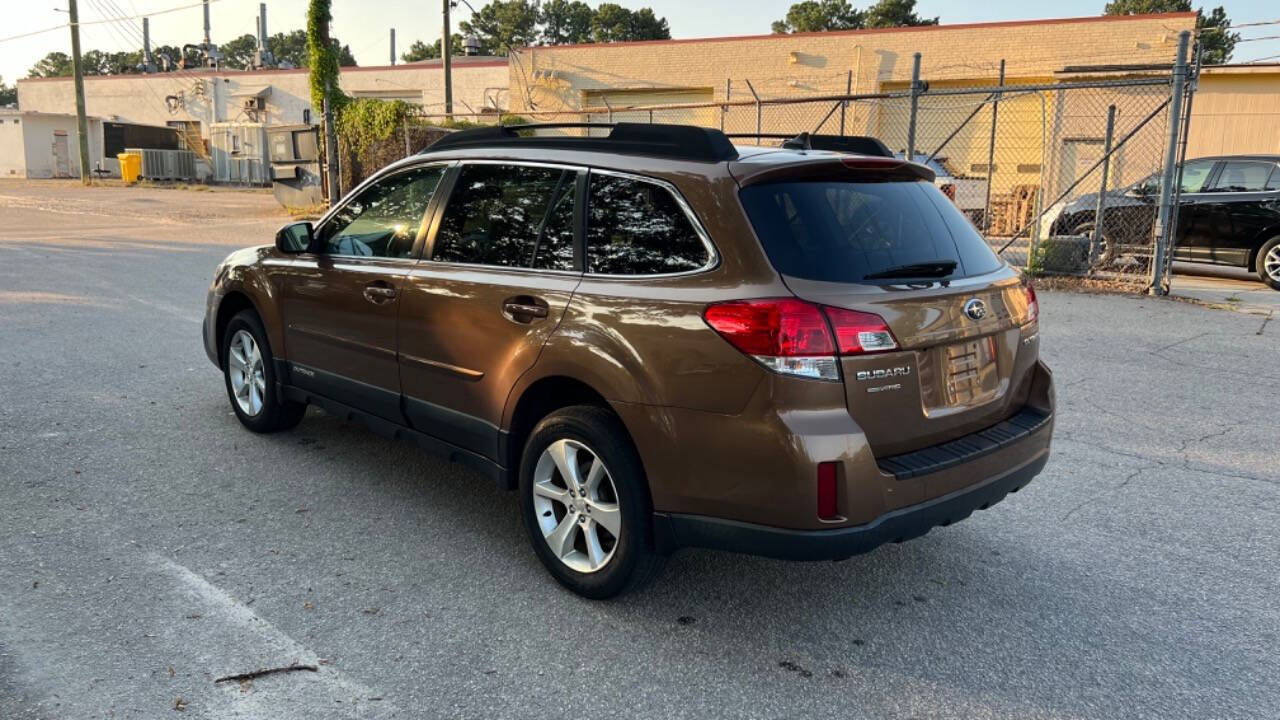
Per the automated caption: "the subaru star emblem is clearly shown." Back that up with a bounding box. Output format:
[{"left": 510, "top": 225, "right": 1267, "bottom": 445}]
[{"left": 964, "top": 298, "right": 987, "bottom": 320}]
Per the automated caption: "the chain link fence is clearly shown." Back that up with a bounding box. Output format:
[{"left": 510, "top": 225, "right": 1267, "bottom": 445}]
[{"left": 335, "top": 32, "right": 1196, "bottom": 292}]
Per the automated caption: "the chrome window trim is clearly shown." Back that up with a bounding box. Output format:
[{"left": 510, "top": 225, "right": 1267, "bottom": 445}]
[
  {"left": 583, "top": 167, "right": 721, "bottom": 279},
  {"left": 311, "top": 160, "right": 455, "bottom": 260}
]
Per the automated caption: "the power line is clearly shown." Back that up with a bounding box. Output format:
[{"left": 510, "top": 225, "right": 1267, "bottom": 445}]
[{"left": 0, "top": 0, "right": 219, "bottom": 44}]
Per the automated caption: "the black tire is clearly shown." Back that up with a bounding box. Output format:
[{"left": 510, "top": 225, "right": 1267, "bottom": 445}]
[
  {"left": 518, "top": 405, "right": 665, "bottom": 599},
  {"left": 221, "top": 310, "right": 306, "bottom": 433},
  {"left": 1255, "top": 236, "right": 1280, "bottom": 291},
  {"left": 1070, "top": 222, "right": 1116, "bottom": 267}
]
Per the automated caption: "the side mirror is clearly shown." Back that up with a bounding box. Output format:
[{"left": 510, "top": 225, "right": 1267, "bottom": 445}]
[{"left": 275, "top": 222, "right": 313, "bottom": 254}]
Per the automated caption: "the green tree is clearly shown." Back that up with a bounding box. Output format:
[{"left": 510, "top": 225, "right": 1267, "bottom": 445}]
[
  {"left": 401, "top": 35, "right": 467, "bottom": 62},
  {"left": 0, "top": 77, "right": 16, "bottom": 106},
  {"left": 219, "top": 33, "right": 260, "bottom": 69},
  {"left": 459, "top": 0, "right": 541, "bottom": 52},
  {"left": 27, "top": 52, "right": 74, "bottom": 78},
  {"left": 590, "top": 3, "right": 670, "bottom": 42},
  {"left": 771, "top": 0, "right": 862, "bottom": 33},
  {"left": 307, "top": 0, "right": 343, "bottom": 111},
  {"left": 1102, "top": 0, "right": 1237, "bottom": 64},
  {"left": 540, "top": 0, "right": 594, "bottom": 44},
  {"left": 863, "top": 0, "right": 937, "bottom": 28}
]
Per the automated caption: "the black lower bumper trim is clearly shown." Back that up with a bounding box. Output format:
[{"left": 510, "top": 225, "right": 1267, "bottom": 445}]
[
  {"left": 654, "top": 451, "right": 1048, "bottom": 561},
  {"left": 877, "top": 406, "right": 1052, "bottom": 480}
]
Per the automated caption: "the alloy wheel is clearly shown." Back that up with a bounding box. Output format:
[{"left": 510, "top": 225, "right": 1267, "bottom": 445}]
[
  {"left": 1266, "top": 245, "right": 1280, "bottom": 283},
  {"left": 227, "top": 329, "right": 266, "bottom": 417},
  {"left": 531, "top": 439, "right": 622, "bottom": 573}
]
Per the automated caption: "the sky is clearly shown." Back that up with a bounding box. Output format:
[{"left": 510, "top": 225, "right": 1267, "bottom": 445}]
[{"left": 2, "top": 0, "right": 1278, "bottom": 86}]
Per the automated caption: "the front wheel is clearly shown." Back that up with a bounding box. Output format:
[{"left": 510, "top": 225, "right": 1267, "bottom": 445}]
[
  {"left": 1256, "top": 237, "right": 1280, "bottom": 291},
  {"left": 222, "top": 310, "right": 306, "bottom": 433},
  {"left": 518, "top": 405, "right": 665, "bottom": 599}
]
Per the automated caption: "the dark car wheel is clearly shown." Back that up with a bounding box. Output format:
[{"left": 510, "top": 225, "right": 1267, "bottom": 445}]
[
  {"left": 222, "top": 310, "right": 307, "bottom": 433},
  {"left": 1256, "top": 236, "right": 1280, "bottom": 291},
  {"left": 518, "top": 405, "right": 665, "bottom": 599},
  {"left": 1070, "top": 222, "right": 1116, "bottom": 267}
]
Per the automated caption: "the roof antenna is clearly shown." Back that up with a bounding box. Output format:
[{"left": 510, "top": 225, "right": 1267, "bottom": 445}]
[{"left": 782, "top": 132, "right": 812, "bottom": 151}]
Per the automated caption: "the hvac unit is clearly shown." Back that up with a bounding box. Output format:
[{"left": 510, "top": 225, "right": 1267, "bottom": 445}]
[{"left": 126, "top": 148, "right": 198, "bottom": 181}]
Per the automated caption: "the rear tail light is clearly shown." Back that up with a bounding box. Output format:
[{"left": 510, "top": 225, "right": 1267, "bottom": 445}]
[
  {"left": 817, "top": 462, "right": 839, "bottom": 520},
  {"left": 1024, "top": 281, "right": 1039, "bottom": 323},
  {"left": 703, "top": 299, "right": 897, "bottom": 381},
  {"left": 940, "top": 183, "right": 957, "bottom": 201},
  {"left": 823, "top": 307, "right": 898, "bottom": 354}
]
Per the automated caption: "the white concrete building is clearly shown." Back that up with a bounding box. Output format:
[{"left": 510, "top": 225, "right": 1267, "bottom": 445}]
[
  {"left": 13, "top": 57, "right": 509, "bottom": 181},
  {"left": 0, "top": 110, "right": 106, "bottom": 179}
]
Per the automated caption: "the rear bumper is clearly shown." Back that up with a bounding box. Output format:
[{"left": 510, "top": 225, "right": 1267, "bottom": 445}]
[{"left": 654, "top": 446, "right": 1047, "bottom": 561}]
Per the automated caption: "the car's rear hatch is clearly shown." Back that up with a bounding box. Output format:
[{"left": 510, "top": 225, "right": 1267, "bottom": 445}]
[{"left": 733, "top": 154, "right": 1040, "bottom": 457}]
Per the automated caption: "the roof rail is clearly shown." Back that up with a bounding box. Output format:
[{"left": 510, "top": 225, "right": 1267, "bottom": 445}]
[
  {"left": 724, "top": 133, "right": 895, "bottom": 158},
  {"left": 423, "top": 122, "right": 739, "bottom": 163}
]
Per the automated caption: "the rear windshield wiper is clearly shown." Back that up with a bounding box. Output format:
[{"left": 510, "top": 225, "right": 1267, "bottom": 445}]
[{"left": 862, "top": 260, "right": 958, "bottom": 280}]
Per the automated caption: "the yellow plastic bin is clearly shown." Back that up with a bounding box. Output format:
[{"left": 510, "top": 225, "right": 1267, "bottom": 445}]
[{"left": 117, "top": 152, "right": 141, "bottom": 184}]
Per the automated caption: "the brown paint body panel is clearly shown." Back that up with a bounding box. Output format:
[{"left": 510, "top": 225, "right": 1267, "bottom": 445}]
[{"left": 203, "top": 138, "right": 1055, "bottom": 548}]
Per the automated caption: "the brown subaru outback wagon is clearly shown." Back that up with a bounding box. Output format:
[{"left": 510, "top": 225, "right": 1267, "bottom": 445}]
[{"left": 204, "top": 124, "right": 1054, "bottom": 598}]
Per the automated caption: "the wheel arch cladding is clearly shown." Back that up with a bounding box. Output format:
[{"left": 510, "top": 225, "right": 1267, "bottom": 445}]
[
  {"left": 504, "top": 376, "right": 642, "bottom": 492},
  {"left": 215, "top": 291, "right": 259, "bottom": 368}
]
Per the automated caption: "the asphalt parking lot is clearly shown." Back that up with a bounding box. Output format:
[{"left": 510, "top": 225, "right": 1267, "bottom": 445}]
[{"left": 1, "top": 180, "right": 1277, "bottom": 719}]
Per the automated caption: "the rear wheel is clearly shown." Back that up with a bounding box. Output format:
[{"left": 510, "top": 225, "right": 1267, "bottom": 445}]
[
  {"left": 1256, "top": 237, "right": 1280, "bottom": 291},
  {"left": 222, "top": 310, "right": 306, "bottom": 433},
  {"left": 518, "top": 405, "right": 664, "bottom": 599}
]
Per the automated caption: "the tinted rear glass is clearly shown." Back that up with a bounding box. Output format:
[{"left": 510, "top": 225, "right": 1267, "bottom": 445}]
[{"left": 739, "top": 180, "right": 1003, "bottom": 283}]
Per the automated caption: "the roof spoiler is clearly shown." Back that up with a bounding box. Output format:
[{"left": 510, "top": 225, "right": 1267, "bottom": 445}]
[{"left": 423, "top": 122, "right": 739, "bottom": 163}]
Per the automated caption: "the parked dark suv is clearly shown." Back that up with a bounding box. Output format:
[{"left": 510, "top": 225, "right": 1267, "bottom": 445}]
[
  {"left": 1046, "top": 155, "right": 1280, "bottom": 289},
  {"left": 203, "top": 124, "right": 1054, "bottom": 598}
]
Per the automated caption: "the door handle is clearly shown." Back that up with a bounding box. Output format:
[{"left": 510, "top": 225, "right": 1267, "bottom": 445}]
[
  {"left": 363, "top": 283, "right": 397, "bottom": 303},
  {"left": 502, "top": 296, "right": 549, "bottom": 322}
]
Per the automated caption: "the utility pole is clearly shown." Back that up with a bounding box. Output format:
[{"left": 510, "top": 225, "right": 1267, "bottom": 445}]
[
  {"left": 68, "top": 0, "right": 91, "bottom": 185},
  {"left": 443, "top": 0, "right": 453, "bottom": 117},
  {"left": 323, "top": 82, "right": 340, "bottom": 205}
]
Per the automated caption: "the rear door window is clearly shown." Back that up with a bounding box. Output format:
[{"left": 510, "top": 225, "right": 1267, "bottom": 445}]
[
  {"left": 1208, "top": 161, "right": 1276, "bottom": 192},
  {"left": 432, "top": 163, "right": 580, "bottom": 270},
  {"left": 739, "top": 180, "right": 1002, "bottom": 283},
  {"left": 585, "top": 173, "right": 710, "bottom": 275}
]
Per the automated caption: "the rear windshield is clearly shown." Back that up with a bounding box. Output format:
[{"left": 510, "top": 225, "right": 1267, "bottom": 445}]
[{"left": 739, "top": 180, "right": 1003, "bottom": 283}]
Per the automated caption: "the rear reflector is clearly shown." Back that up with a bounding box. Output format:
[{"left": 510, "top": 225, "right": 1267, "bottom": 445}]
[
  {"left": 704, "top": 299, "right": 897, "bottom": 381},
  {"left": 817, "top": 462, "right": 839, "bottom": 520}
]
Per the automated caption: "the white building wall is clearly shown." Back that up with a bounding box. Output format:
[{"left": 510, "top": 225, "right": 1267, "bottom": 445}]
[
  {"left": 0, "top": 113, "right": 105, "bottom": 179},
  {"left": 15, "top": 61, "right": 510, "bottom": 140},
  {"left": 0, "top": 117, "right": 26, "bottom": 177}
]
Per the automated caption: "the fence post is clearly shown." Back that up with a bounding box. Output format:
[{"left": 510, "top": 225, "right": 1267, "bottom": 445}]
[
  {"left": 1160, "top": 39, "right": 1203, "bottom": 288},
  {"left": 1150, "top": 30, "right": 1190, "bottom": 296},
  {"left": 840, "top": 70, "right": 852, "bottom": 136},
  {"left": 745, "top": 79, "right": 761, "bottom": 142},
  {"left": 983, "top": 60, "right": 1004, "bottom": 235},
  {"left": 906, "top": 52, "right": 922, "bottom": 159},
  {"left": 1090, "top": 104, "right": 1117, "bottom": 268},
  {"left": 722, "top": 79, "right": 730, "bottom": 132}
]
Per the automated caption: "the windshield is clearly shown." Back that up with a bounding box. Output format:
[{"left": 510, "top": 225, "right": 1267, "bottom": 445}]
[{"left": 739, "top": 179, "right": 1003, "bottom": 284}]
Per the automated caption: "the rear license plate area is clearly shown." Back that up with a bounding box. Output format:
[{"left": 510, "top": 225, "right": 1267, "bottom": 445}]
[{"left": 940, "top": 336, "right": 999, "bottom": 408}]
